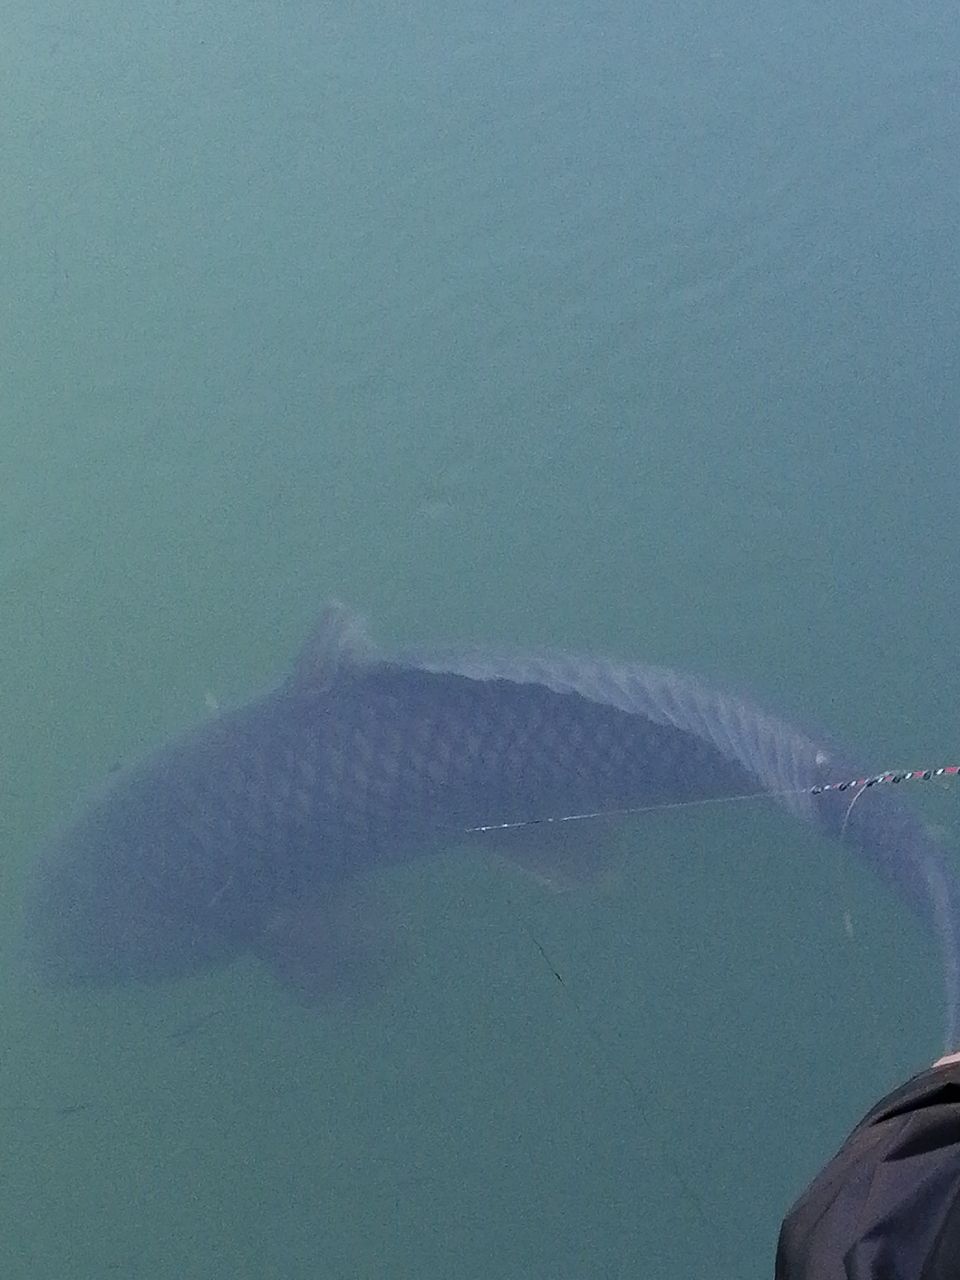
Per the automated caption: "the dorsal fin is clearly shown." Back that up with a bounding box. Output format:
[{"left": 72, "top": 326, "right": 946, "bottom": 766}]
[{"left": 290, "top": 602, "right": 375, "bottom": 695}]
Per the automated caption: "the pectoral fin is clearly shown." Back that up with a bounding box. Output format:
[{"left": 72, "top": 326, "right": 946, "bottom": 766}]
[{"left": 253, "top": 886, "right": 405, "bottom": 1005}]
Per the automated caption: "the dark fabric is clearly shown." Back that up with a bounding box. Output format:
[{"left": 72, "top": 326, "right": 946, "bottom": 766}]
[{"left": 777, "top": 1063, "right": 960, "bottom": 1278}]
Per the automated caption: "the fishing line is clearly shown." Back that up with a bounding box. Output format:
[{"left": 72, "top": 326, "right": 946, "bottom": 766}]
[
  {"left": 498, "top": 764, "right": 959, "bottom": 1266},
  {"left": 464, "top": 764, "right": 960, "bottom": 835},
  {"left": 524, "top": 927, "right": 742, "bottom": 1277}
]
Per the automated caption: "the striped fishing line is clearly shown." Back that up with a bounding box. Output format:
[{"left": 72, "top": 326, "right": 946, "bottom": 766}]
[
  {"left": 465, "top": 764, "right": 960, "bottom": 835},
  {"left": 467, "top": 760, "right": 960, "bottom": 1047},
  {"left": 485, "top": 762, "right": 960, "bottom": 1270}
]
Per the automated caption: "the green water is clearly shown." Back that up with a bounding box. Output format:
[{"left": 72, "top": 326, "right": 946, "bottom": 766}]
[{"left": 2, "top": 0, "right": 959, "bottom": 1275}]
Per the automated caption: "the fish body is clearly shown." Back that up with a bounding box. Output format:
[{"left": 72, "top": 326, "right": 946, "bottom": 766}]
[{"left": 23, "top": 605, "right": 960, "bottom": 1038}]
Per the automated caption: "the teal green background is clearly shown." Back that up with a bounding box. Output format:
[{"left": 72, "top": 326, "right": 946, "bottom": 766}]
[{"left": 2, "top": 0, "right": 959, "bottom": 1275}]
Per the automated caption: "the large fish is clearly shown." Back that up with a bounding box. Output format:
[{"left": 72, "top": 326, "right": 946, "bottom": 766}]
[{"left": 23, "top": 603, "right": 960, "bottom": 1040}]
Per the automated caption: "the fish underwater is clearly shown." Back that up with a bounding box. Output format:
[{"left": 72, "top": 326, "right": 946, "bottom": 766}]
[{"left": 22, "top": 603, "right": 960, "bottom": 1040}]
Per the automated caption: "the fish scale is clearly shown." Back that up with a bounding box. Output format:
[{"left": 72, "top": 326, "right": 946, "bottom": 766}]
[{"left": 21, "top": 604, "right": 960, "bottom": 1043}]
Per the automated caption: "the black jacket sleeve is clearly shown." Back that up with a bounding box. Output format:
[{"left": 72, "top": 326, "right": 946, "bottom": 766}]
[{"left": 776, "top": 1063, "right": 960, "bottom": 1279}]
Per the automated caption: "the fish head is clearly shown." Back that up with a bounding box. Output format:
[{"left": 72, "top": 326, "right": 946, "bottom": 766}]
[{"left": 22, "top": 764, "right": 261, "bottom": 988}]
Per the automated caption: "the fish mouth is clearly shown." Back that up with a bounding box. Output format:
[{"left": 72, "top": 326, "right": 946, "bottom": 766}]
[
  {"left": 20, "top": 872, "right": 135, "bottom": 988},
  {"left": 21, "top": 902, "right": 217, "bottom": 989},
  {"left": 20, "top": 856, "right": 210, "bottom": 989},
  {"left": 21, "top": 936, "right": 122, "bottom": 988}
]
